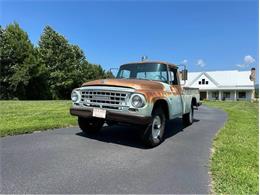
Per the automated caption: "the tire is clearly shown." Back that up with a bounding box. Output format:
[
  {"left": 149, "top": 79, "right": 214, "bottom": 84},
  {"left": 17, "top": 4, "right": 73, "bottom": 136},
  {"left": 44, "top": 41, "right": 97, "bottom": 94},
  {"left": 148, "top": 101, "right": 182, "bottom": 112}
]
[
  {"left": 78, "top": 117, "right": 104, "bottom": 134},
  {"left": 182, "top": 104, "right": 194, "bottom": 126},
  {"left": 142, "top": 106, "right": 166, "bottom": 147},
  {"left": 106, "top": 120, "right": 117, "bottom": 126}
]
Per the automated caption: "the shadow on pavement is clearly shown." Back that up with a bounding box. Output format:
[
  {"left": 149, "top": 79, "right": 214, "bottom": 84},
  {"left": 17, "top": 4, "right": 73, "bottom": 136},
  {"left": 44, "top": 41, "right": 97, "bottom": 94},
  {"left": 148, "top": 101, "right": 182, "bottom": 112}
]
[{"left": 76, "top": 118, "right": 200, "bottom": 149}]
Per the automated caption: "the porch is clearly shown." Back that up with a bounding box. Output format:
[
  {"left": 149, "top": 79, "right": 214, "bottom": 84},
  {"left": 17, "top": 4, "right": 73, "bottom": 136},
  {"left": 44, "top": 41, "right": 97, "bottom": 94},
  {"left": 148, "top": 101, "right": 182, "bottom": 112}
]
[{"left": 200, "top": 90, "right": 254, "bottom": 101}]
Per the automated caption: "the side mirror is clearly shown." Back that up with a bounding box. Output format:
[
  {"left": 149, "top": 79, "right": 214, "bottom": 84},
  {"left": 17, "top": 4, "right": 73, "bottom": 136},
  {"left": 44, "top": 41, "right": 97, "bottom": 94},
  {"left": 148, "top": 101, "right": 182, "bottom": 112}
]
[{"left": 181, "top": 69, "right": 188, "bottom": 81}]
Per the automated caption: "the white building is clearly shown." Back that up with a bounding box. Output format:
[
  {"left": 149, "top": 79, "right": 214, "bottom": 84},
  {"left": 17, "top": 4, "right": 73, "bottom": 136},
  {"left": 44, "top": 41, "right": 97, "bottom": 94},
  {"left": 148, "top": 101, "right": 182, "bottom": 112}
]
[{"left": 185, "top": 70, "right": 255, "bottom": 101}]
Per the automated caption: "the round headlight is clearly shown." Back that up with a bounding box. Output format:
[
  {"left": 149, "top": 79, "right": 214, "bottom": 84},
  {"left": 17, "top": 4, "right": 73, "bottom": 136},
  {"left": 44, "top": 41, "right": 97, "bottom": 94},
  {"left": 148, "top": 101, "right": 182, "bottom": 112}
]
[
  {"left": 131, "top": 94, "right": 145, "bottom": 108},
  {"left": 71, "top": 91, "right": 79, "bottom": 102}
]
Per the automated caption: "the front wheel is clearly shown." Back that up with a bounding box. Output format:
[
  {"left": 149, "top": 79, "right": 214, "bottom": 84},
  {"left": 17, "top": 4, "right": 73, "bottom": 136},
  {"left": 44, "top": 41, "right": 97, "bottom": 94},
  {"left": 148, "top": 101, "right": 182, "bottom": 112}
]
[
  {"left": 142, "top": 106, "right": 166, "bottom": 148},
  {"left": 106, "top": 120, "right": 117, "bottom": 126},
  {"left": 182, "top": 105, "right": 194, "bottom": 126},
  {"left": 78, "top": 117, "right": 104, "bottom": 134}
]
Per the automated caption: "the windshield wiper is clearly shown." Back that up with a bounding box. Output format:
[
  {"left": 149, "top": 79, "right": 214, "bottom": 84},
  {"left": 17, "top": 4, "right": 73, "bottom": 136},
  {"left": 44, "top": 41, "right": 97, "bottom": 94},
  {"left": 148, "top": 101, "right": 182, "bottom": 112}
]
[{"left": 133, "top": 78, "right": 152, "bottom": 81}]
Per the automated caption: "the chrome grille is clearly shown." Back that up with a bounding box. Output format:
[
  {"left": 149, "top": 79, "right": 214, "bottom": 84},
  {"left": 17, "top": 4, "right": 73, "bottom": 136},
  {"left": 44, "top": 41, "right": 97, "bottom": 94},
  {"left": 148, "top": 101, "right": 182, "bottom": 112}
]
[{"left": 80, "top": 89, "right": 129, "bottom": 110}]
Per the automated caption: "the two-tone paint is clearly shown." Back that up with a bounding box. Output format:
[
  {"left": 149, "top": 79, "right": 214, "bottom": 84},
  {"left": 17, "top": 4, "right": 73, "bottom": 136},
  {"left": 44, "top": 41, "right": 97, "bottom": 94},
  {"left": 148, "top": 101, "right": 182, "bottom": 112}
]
[{"left": 71, "top": 61, "right": 200, "bottom": 124}]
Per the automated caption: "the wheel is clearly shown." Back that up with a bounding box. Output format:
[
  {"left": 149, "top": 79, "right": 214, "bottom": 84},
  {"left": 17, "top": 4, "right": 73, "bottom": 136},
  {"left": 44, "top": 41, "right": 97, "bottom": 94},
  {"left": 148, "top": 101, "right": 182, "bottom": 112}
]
[
  {"left": 106, "top": 120, "right": 117, "bottom": 126},
  {"left": 78, "top": 117, "right": 104, "bottom": 134},
  {"left": 142, "top": 106, "right": 166, "bottom": 147},
  {"left": 182, "top": 105, "right": 194, "bottom": 126}
]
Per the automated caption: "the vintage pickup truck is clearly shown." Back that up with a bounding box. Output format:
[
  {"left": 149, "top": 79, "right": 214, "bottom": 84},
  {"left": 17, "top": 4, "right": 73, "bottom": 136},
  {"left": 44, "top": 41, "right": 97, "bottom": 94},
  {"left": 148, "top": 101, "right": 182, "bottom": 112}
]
[{"left": 70, "top": 61, "right": 200, "bottom": 147}]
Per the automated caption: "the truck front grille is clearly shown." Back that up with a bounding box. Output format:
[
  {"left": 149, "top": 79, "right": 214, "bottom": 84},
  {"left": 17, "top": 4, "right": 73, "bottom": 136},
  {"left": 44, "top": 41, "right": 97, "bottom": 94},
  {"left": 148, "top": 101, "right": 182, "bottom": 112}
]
[{"left": 80, "top": 90, "right": 129, "bottom": 110}]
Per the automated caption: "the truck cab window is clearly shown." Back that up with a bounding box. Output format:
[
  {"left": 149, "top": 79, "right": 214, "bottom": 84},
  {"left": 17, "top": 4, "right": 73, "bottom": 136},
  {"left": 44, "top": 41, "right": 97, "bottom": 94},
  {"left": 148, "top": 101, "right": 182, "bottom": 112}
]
[
  {"left": 169, "top": 68, "right": 178, "bottom": 85},
  {"left": 117, "top": 63, "right": 168, "bottom": 83},
  {"left": 119, "top": 70, "right": 130, "bottom": 78}
]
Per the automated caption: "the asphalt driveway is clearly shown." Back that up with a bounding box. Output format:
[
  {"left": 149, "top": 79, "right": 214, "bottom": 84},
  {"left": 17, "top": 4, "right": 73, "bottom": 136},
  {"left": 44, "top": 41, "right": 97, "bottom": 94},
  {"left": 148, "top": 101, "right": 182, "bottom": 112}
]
[{"left": 0, "top": 105, "right": 227, "bottom": 194}]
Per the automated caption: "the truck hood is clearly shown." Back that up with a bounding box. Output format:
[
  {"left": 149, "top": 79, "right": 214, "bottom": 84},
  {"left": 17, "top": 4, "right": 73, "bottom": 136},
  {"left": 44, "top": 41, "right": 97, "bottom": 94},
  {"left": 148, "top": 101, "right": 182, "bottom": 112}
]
[{"left": 82, "top": 79, "right": 165, "bottom": 91}]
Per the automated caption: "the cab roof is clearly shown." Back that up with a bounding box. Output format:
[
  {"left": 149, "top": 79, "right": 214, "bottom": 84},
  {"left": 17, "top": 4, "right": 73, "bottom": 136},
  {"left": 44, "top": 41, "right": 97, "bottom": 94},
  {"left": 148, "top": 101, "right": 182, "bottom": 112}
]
[{"left": 122, "top": 61, "right": 178, "bottom": 69}]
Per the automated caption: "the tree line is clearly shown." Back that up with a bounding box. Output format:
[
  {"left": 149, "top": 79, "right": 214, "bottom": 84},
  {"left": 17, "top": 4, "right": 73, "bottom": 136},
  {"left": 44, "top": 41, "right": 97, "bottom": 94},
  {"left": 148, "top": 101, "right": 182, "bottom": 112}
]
[{"left": 0, "top": 22, "right": 114, "bottom": 100}]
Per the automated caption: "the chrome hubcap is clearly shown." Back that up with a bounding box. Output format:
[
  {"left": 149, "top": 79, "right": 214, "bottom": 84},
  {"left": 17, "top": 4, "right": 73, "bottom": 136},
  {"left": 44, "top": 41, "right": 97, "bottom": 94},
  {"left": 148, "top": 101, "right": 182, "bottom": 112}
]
[{"left": 152, "top": 116, "right": 161, "bottom": 139}]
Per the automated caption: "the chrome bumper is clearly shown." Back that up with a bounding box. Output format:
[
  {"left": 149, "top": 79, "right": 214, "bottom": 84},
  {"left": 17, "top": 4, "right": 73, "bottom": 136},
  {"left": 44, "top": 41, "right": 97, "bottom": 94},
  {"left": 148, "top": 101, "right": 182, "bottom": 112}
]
[{"left": 70, "top": 107, "right": 152, "bottom": 125}]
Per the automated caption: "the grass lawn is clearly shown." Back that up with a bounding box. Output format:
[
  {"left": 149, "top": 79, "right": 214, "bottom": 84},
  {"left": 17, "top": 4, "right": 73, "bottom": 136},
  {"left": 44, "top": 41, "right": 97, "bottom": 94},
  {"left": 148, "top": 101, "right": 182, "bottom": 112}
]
[
  {"left": 0, "top": 101, "right": 77, "bottom": 137},
  {"left": 204, "top": 101, "right": 258, "bottom": 194}
]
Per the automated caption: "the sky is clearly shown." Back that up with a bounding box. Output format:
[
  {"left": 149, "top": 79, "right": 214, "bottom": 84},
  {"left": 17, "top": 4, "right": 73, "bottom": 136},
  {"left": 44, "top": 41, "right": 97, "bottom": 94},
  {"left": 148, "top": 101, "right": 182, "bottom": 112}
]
[{"left": 1, "top": 0, "right": 259, "bottom": 75}]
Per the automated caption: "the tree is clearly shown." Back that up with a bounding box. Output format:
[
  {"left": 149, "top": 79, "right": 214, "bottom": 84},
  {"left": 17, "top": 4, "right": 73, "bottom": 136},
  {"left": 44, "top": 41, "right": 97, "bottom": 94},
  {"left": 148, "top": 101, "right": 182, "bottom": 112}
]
[
  {"left": 80, "top": 62, "right": 106, "bottom": 82},
  {"left": 105, "top": 70, "right": 115, "bottom": 79},
  {"left": 38, "top": 26, "right": 87, "bottom": 99},
  {"left": 0, "top": 23, "right": 36, "bottom": 99},
  {"left": 0, "top": 23, "right": 110, "bottom": 100}
]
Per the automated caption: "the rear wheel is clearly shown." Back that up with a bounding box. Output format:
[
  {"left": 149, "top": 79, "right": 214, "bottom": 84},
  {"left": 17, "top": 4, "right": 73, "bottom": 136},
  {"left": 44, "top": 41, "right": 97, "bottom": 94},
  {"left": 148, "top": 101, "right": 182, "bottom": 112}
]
[
  {"left": 78, "top": 117, "right": 104, "bottom": 134},
  {"left": 183, "top": 105, "right": 194, "bottom": 126},
  {"left": 142, "top": 106, "right": 166, "bottom": 147}
]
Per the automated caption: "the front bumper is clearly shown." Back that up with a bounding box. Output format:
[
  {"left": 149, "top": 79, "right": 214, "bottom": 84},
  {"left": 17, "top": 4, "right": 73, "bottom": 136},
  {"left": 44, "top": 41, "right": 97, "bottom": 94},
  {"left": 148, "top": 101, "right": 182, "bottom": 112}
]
[{"left": 70, "top": 107, "right": 152, "bottom": 125}]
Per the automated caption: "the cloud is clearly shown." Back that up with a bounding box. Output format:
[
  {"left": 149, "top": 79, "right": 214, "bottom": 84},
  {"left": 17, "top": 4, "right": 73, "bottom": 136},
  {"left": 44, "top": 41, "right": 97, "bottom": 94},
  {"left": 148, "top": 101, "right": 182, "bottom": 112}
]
[
  {"left": 236, "top": 55, "right": 256, "bottom": 68},
  {"left": 196, "top": 59, "right": 206, "bottom": 67},
  {"left": 236, "top": 64, "right": 245, "bottom": 68},
  {"left": 244, "top": 55, "right": 255, "bottom": 65},
  {"left": 181, "top": 59, "right": 188, "bottom": 65}
]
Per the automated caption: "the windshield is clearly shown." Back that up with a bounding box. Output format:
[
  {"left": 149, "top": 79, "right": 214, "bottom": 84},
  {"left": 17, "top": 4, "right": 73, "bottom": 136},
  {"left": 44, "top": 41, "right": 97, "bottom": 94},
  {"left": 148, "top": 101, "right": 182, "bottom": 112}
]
[{"left": 117, "top": 63, "right": 168, "bottom": 83}]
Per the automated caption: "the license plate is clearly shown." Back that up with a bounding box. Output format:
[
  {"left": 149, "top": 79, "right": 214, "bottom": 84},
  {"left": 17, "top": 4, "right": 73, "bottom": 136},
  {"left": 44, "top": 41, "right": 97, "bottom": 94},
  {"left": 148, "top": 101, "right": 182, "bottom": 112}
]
[{"left": 92, "top": 108, "right": 106, "bottom": 118}]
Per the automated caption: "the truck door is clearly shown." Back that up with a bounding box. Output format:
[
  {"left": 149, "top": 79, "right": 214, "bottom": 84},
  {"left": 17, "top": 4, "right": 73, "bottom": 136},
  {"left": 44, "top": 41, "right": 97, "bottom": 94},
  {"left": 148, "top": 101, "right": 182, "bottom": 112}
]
[{"left": 168, "top": 67, "right": 183, "bottom": 117}]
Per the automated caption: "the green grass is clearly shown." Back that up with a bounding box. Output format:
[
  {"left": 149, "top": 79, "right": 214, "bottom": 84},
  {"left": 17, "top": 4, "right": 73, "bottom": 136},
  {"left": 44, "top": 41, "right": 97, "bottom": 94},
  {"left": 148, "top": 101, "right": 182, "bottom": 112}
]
[
  {"left": 0, "top": 101, "right": 77, "bottom": 137},
  {"left": 204, "top": 101, "right": 258, "bottom": 194}
]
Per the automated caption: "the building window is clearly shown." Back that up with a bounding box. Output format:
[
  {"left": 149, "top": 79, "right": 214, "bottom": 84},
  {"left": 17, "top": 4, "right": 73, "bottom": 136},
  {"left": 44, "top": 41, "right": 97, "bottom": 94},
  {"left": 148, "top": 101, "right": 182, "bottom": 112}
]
[
  {"left": 198, "top": 78, "right": 209, "bottom": 85},
  {"left": 223, "top": 92, "right": 230, "bottom": 99},
  {"left": 239, "top": 92, "right": 246, "bottom": 98},
  {"left": 200, "top": 92, "right": 207, "bottom": 100},
  {"left": 212, "top": 91, "right": 219, "bottom": 100}
]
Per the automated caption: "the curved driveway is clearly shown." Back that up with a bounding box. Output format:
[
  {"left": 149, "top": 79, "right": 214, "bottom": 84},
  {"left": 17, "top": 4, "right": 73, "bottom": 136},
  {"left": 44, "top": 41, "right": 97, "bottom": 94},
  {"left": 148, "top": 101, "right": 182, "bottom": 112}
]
[{"left": 0, "top": 105, "right": 227, "bottom": 194}]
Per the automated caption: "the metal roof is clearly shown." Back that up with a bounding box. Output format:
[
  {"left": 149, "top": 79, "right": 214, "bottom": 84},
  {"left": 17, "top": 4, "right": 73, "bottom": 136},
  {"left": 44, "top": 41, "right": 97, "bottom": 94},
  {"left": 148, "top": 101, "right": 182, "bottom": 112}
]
[{"left": 185, "top": 70, "right": 254, "bottom": 90}]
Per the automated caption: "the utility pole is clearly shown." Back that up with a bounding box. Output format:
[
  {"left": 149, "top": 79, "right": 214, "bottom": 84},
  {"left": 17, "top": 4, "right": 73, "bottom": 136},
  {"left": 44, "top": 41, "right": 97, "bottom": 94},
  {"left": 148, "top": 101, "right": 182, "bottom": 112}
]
[{"left": 250, "top": 67, "right": 256, "bottom": 100}]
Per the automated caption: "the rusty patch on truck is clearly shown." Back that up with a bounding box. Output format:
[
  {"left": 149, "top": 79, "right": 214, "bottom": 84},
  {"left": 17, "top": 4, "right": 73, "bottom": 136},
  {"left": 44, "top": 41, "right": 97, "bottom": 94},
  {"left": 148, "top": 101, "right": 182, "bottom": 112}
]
[
  {"left": 82, "top": 79, "right": 165, "bottom": 91},
  {"left": 82, "top": 79, "right": 182, "bottom": 104},
  {"left": 137, "top": 85, "right": 181, "bottom": 103}
]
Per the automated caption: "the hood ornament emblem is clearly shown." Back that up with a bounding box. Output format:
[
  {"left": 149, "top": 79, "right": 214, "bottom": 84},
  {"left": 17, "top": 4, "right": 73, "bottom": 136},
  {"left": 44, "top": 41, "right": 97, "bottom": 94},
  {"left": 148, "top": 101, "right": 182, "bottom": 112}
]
[{"left": 101, "top": 80, "right": 107, "bottom": 84}]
